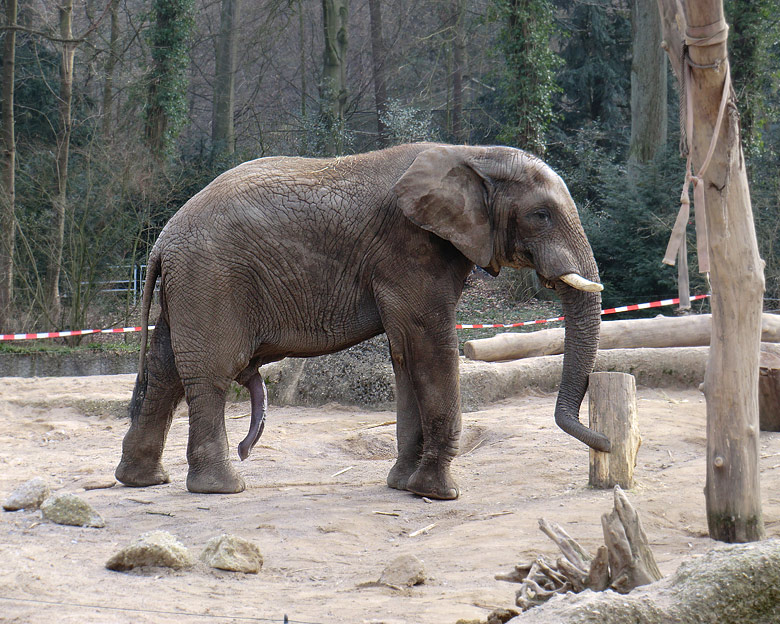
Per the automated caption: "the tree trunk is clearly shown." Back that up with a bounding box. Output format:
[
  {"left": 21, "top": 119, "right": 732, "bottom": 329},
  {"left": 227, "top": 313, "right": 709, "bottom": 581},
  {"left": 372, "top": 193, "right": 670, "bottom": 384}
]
[
  {"left": 212, "top": 0, "right": 240, "bottom": 156},
  {"left": 45, "top": 0, "right": 76, "bottom": 325},
  {"left": 367, "top": 0, "right": 388, "bottom": 146},
  {"left": 101, "top": 0, "right": 120, "bottom": 137},
  {"left": 0, "top": 0, "right": 18, "bottom": 330},
  {"left": 628, "top": 0, "right": 667, "bottom": 165},
  {"left": 657, "top": 0, "right": 765, "bottom": 543},
  {"left": 450, "top": 0, "right": 466, "bottom": 143},
  {"left": 320, "top": 0, "right": 348, "bottom": 155}
]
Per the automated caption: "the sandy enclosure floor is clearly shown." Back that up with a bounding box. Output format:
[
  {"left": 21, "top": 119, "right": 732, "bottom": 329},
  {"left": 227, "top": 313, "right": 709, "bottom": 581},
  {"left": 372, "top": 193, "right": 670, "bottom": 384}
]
[{"left": 1, "top": 375, "right": 780, "bottom": 624}]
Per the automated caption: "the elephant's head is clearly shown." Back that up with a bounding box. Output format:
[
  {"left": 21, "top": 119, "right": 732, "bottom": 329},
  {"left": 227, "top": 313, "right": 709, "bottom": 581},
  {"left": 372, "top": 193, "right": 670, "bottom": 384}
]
[{"left": 392, "top": 144, "right": 610, "bottom": 453}]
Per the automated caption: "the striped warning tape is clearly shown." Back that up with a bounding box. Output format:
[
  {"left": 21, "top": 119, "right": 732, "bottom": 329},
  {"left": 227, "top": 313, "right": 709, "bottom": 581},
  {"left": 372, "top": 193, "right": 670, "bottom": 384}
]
[
  {"left": 0, "top": 326, "right": 154, "bottom": 342},
  {"left": 0, "top": 294, "right": 710, "bottom": 341},
  {"left": 455, "top": 294, "right": 710, "bottom": 329}
]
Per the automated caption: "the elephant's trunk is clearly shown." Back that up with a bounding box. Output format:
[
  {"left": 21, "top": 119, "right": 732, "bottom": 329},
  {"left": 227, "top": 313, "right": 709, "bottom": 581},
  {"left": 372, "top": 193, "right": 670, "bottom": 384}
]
[{"left": 553, "top": 282, "right": 611, "bottom": 452}]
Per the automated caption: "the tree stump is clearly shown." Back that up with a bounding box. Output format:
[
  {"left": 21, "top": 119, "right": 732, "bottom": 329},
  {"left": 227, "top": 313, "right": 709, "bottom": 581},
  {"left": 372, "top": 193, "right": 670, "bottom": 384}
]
[
  {"left": 759, "top": 343, "right": 780, "bottom": 431},
  {"left": 588, "top": 372, "right": 641, "bottom": 489}
]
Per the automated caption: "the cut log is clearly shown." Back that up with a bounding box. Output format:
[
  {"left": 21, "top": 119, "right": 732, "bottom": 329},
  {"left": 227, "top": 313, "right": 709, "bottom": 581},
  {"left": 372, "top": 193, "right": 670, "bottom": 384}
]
[
  {"left": 588, "top": 373, "right": 641, "bottom": 489},
  {"left": 759, "top": 343, "right": 780, "bottom": 431},
  {"left": 463, "top": 313, "right": 780, "bottom": 362}
]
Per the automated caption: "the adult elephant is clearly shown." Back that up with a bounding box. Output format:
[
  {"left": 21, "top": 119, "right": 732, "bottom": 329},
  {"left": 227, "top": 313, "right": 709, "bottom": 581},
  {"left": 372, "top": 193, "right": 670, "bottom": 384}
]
[{"left": 115, "top": 143, "right": 608, "bottom": 500}]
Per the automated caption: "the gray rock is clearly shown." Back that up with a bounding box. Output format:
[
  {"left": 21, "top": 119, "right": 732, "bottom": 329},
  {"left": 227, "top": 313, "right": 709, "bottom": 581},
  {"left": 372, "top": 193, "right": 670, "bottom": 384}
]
[
  {"left": 200, "top": 534, "right": 263, "bottom": 574},
  {"left": 3, "top": 477, "right": 50, "bottom": 511},
  {"left": 379, "top": 554, "right": 426, "bottom": 587},
  {"left": 106, "top": 531, "right": 194, "bottom": 571},
  {"left": 40, "top": 493, "right": 104, "bottom": 527}
]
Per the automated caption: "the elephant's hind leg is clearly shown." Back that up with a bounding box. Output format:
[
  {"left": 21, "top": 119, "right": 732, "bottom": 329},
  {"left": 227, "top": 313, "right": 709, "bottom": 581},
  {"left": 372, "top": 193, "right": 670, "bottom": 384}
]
[
  {"left": 116, "top": 316, "right": 184, "bottom": 487},
  {"left": 184, "top": 380, "right": 246, "bottom": 494}
]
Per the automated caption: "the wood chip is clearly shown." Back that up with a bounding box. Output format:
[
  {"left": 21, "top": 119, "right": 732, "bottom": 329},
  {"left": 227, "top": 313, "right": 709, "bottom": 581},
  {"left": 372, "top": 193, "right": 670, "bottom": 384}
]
[
  {"left": 331, "top": 466, "right": 354, "bottom": 478},
  {"left": 409, "top": 523, "right": 436, "bottom": 537},
  {"left": 372, "top": 511, "right": 400, "bottom": 517}
]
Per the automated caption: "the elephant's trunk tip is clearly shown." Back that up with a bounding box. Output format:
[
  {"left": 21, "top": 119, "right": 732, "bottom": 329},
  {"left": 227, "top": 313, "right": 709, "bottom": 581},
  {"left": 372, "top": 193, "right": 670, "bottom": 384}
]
[{"left": 554, "top": 410, "right": 612, "bottom": 453}]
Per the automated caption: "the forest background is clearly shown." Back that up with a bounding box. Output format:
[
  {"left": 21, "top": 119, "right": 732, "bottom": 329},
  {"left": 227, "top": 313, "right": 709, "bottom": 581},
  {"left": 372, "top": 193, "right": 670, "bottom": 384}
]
[{"left": 0, "top": 0, "right": 777, "bottom": 336}]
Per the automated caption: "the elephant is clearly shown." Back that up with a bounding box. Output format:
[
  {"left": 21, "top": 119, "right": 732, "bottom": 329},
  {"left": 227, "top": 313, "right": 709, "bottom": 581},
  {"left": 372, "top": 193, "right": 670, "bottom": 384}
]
[{"left": 115, "top": 142, "right": 608, "bottom": 500}]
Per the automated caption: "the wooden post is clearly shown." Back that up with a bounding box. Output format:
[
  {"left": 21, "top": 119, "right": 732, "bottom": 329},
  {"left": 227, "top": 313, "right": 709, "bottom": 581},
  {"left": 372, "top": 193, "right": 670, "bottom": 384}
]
[
  {"left": 658, "top": 0, "right": 765, "bottom": 542},
  {"left": 677, "top": 238, "right": 691, "bottom": 311},
  {"left": 588, "top": 373, "right": 641, "bottom": 489},
  {"left": 759, "top": 344, "right": 780, "bottom": 431}
]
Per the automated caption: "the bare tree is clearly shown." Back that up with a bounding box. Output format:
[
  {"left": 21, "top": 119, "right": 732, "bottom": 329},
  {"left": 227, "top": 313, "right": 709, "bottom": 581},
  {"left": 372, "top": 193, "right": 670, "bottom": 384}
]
[
  {"left": 450, "top": 0, "right": 466, "bottom": 143},
  {"left": 212, "top": 0, "right": 241, "bottom": 156},
  {"left": 629, "top": 0, "right": 667, "bottom": 165},
  {"left": 368, "top": 0, "right": 388, "bottom": 145},
  {"left": 101, "top": 0, "right": 120, "bottom": 137},
  {"left": 0, "top": 0, "right": 18, "bottom": 330},
  {"left": 658, "top": 0, "right": 766, "bottom": 542},
  {"left": 320, "top": 0, "right": 348, "bottom": 154},
  {"left": 44, "top": 0, "right": 78, "bottom": 324}
]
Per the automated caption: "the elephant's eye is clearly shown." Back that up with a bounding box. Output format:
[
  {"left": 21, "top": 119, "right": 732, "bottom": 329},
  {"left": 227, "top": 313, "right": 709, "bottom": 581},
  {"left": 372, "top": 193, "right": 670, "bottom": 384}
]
[{"left": 532, "top": 209, "right": 552, "bottom": 225}]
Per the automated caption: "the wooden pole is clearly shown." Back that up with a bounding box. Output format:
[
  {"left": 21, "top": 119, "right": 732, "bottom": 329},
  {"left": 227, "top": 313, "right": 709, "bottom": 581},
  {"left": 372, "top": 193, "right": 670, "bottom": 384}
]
[
  {"left": 588, "top": 373, "right": 641, "bottom": 489},
  {"left": 657, "top": 0, "right": 765, "bottom": 542},
  {"left": 677, "top": 238, "right": 691, "bottom": 311}
]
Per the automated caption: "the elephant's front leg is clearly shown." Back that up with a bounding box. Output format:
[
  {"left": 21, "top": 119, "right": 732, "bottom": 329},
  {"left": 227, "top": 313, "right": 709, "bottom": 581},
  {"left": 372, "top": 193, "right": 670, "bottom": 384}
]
[
  {"left": 387, "top": 330, "right": 462, "bottom": 500},
  {"left": 184, "top": 382, "right": 246, "bottom": 494}
]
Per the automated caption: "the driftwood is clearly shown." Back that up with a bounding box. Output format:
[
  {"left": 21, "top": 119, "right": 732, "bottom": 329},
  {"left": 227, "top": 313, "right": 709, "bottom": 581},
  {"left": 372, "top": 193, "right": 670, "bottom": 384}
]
[
  {"left": 759, "top": 343, "right": 780, "bottom": 431},
  {"left": 497, "top": 487, "right": 661, "bottom": 611},
  {"left": 507, "top": 539, "right": 780, "bottom": 623},
  {"left": 463, "top": 313, "right": 780, "bottom": 362}
]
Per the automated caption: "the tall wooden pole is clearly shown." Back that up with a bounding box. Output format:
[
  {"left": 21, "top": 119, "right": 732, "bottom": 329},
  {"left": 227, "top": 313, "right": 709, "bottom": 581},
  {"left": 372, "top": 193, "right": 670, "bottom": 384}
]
[{"left": 657, "top": 0, "right": 765, "bottom": 542}]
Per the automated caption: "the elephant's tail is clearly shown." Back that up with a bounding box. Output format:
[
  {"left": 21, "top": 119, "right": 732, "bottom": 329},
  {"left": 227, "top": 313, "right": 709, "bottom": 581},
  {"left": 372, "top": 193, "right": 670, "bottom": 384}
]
[{"left": 128, "top": 249, "right": 162, "bottom": 421}]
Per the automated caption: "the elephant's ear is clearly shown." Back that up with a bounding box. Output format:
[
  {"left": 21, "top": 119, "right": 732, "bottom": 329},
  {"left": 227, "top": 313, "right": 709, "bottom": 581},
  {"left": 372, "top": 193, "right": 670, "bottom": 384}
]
[{"left": 392, "top": 145, "right": 494, "bottom": 268}]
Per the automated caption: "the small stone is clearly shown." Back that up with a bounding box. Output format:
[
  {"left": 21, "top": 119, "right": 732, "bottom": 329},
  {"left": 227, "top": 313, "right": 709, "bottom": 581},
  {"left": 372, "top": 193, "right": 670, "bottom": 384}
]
[
  {"left": 106, "top": 531, "right": 194, "bottom": 571},
  {"left": 200, "top": 534, "right": 263, "bottom": 574},
  {"left": 3, "top": 477, "right": 50, "bottom": 511},
  {"left": 379, "top": 554, "right": 426, "bottom": 587},
  {"left": 40, "top": 493, "right": 104, "bottom": 528},
  {"left": 81, "top": 478, "right": 116, "bottom": 491}
]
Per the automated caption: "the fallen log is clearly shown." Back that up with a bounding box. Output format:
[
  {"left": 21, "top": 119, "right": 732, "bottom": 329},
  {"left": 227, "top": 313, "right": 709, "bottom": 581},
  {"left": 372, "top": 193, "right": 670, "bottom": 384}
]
[{"left": 464, "top": 313, "right": 780, "bottom": 362}]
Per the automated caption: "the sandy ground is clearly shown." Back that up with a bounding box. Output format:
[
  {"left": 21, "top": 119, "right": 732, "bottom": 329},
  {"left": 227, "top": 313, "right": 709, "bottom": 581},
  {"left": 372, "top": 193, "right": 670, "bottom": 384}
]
[{"left": 1, "top": 375, "right": 780, "bottom": 624}]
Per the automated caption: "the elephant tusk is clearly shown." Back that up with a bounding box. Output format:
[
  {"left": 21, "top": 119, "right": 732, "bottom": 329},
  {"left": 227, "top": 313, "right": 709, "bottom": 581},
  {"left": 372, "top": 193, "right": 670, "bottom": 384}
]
[{"left": 560, "top": 273, "right": 604, "bottom": 292}]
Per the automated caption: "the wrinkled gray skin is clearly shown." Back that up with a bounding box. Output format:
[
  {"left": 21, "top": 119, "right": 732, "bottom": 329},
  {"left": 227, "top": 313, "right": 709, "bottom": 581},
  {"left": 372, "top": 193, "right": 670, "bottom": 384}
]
[{"left": 115, "top": 143, "right": 608, "bottom": 499}]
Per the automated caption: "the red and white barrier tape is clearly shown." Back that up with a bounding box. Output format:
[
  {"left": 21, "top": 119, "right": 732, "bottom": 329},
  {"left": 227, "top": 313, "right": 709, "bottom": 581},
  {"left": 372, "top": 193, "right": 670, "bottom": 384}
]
[
  {"left": 1, "top": 294, "right": 710, "bottom": 341},
  {"left": 0, "top": 326, "right": 154, "bottom": 342},
  {"left": 455, "top": 294, "right": 710, "bottom": 329}
]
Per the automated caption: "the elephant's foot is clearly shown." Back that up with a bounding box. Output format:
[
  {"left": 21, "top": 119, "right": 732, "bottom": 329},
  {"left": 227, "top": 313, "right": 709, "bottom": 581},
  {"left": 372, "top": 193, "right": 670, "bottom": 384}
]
[
  {"left": 405, "top": 463, "right": 460, "bottom": 500},
  {"left": 386, "top": 457, "right": 420, "bottom": 491},
  {"left": 115, "top": 458, "right": 170, "bottom": 487},
  {"left": 186, "top": 462, "right": 246, "bottom": 494}
]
